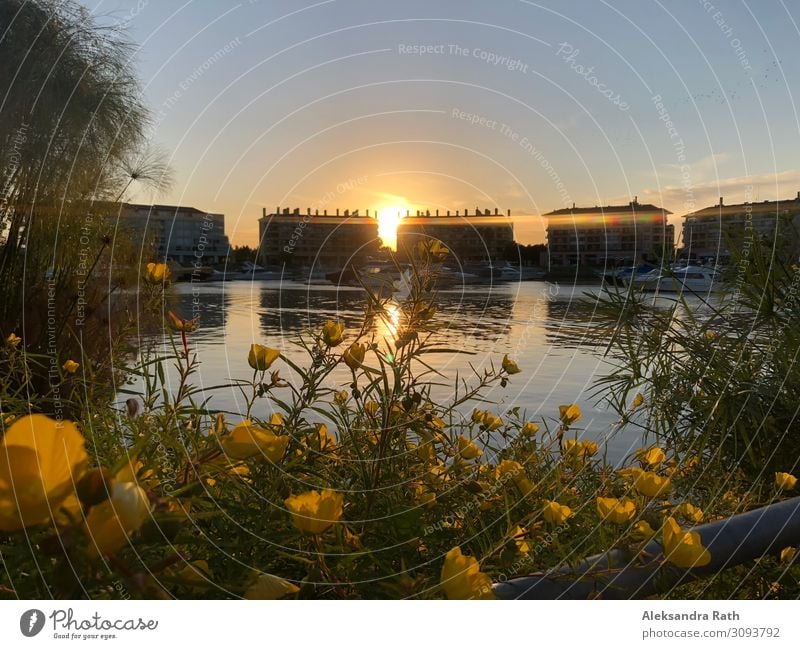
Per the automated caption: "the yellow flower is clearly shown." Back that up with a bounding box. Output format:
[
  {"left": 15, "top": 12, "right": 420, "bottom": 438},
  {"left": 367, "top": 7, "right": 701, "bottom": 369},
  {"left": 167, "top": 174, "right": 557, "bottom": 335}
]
[
  {"left": 495, "top": 459, "right": 534, "bottom": 494},
  {"left": 311, "top": 423, "right": 336, "bottom": 451},
  {"left": 542, "top": 500, "right": 573, "bottom": 525},
  {"left": 511, "top": 526, "right": 530, "bottom": 555},
  {"left": 363, "top": 400, "right": 380, "bottom": 417},
  {"left": 0, "top": 415, "right": 88, "bottom": 531},
  {"left": 637, "top": 446, "right": 666, "bottom": 467},
  {"left": 495, "top": 459, "right": 522, "bottom": 478},
  {"left": 481, "top": 411, "right": 503, "bottom": 431},
  {"left": 563, "top": 439, "right": 598, "bottom": 458},
  {"left": 617, "top": 466, "right": 644, "bottom": 482},
  {"left": 661, "top": 516, "right": 711, "bottom": 568},
  {"left": 414, "top": 483, "right": 436, "bottom": 508},
  {"left": 471, "top": 409, "right": 486, "bottom": 424},
  {"left": 682, "top": 456, "right": 700, "bottom": 472},
  {"left": 167, "top": 310, "right": 199, "bottom": 332},
  {"left": 244, "top": 572, "right": 300, "bottom": 599},
  {"left": 439, "top": 547, "right": 494, "bottom": 600},
  {"left": 501, "top": 354, "right": 521, "bottom": 375},
  {"left": 677, "top": 502, "right": 704, "bottom": 523},
  {"left": 85, "top": 481, "right": 151, "bottom": 556},
  {"left": 229, "top": 463, "right": 251, "bottom": 479},
  {"left": 413, "top": 441, "right": 435, "bottom": 463},
  {"left": 632, "top": 392, "right": 644, "bottom": 408},
  {"left": 321, "top": 320, "right": 344, "bottom": 346},
  {"left": 114, "top": 458, "right": 154, "bottom": 485},
  {"left": 417, "top": 240, "right": 450, "bottom": 260},
  {"left": 520, "top": 422, "right": 540, "bottom": 436},
  {"left": 634, "top": 471, "right": 671, "bottom": 498},
  {"left": 6, "top": 333, "right": 21, "bottom": 347},
  {"left": 457, "top": 436, "right": 482, "bottom": 460},
  {"left": 221, "top": 420, "right": 289, "bottom": 462},
  {"left": 343, "top": 342, "right": 366, "bottom": 370},
  {"left": 428, "top": 462, "right": 449, "bottom": 485},
  {"left": 558, "top": 404, "right": 582, "bottom": 426},
  {"left": 144, "top": 262, "right": 169, "bottom": 283},
  {"left": 631, "top": 520, "right": 656, "bottom": 540},
  {"left": 334, "top": 390, "right": 349, "bottom": 405},
  {"left": 62, "top": 359, "right": 80, "bottom": 374},
  {"left": 780, "top": 547, "right": 796, "bottom": 564},
  {"left": 562, "top": 439, "right": 580, "bottom": 455},
  {"left": 596, "top": 496, "right": 636, "bottom": 524},
  {"left": 284, "top": 489, "right": 343, "bottom": 534},
  {"left": 775, "top": 472, "right": 797, "bottom": 490},
  {"left": 248, "top": 344, "right": 280, "bottom": 371}
]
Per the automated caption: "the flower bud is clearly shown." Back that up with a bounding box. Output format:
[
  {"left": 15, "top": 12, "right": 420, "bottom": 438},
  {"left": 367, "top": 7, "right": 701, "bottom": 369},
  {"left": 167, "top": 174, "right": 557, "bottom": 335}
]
[{"left": 343, "top": 342, "right": 366, "bottom": 370}]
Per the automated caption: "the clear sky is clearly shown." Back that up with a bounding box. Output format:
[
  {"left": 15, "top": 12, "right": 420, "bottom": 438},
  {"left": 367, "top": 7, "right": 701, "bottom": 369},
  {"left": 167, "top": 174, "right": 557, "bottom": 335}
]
[{"left": 80, "top": 0, "right": 800, "bottom": 247}]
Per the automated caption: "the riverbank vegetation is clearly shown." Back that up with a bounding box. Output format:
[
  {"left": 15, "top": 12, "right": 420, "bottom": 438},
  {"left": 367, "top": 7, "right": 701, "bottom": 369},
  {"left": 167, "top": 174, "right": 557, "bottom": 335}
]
[
  {"left": 1, "top": 0, "right": 798, "bottom": 600},
  {"left": 2, "top": 242, "right": 799, "bottom": 599},
  {"left": 592, "top": 228, "right": 800, "bottom": 475}
]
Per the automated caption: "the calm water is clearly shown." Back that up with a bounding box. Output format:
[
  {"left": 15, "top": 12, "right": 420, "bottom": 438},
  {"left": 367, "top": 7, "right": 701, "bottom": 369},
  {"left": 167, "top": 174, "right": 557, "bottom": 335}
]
[{"left": 143, "top": 280, "right": 648, "bottom": 461}]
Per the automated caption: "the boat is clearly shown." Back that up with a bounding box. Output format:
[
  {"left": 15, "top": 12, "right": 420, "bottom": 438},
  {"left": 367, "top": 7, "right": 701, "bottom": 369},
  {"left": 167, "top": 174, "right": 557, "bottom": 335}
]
[
  {"left": 238, "top": 261, "right": 284, "bottom": 280},
  {"left": 457, "top": 261, "right": 545, "bottom": 283},
  {"left": 496, "top": 264, "right": 547, "bottom": 281},
  {"left": 435, "top": 266, "right": 484, "bottom": 287},
  {"left": 602, "top": 263, "right": 658, "bottom": 285},
  {"left": 627, "top": 265, "right": 722, "bottom": 294},
  {"left": 462, "top": 261, "right": 515, "bottom": 283}
]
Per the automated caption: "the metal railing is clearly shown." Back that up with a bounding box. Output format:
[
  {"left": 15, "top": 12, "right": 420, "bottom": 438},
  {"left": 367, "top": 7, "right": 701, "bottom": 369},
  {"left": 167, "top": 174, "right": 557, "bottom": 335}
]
[{"left": 493, "top": 496, "right": 800, "bottom": 599}]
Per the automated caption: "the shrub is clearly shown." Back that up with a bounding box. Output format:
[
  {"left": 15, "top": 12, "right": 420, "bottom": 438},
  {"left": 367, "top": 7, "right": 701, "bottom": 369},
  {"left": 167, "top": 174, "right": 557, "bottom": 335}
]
[
  {"left": 1, "top": 250, "right": 797, "bottom": 600},
  {"left": 0, "top": 0, "right": 170, "bottom": 411}
]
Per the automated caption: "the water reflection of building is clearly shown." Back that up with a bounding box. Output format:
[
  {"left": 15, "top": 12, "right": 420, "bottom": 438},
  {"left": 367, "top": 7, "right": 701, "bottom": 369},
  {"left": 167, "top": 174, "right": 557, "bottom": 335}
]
[
  {"left": 679, "top": 194, "right": 800, "bottom": 263},
  {"left": 257, "top": 287, "right": 366, "bottom": 334},
  {"left": 171, "top": 288, "right": 228, "bottom": 331},
  {"left": 545, "top": 200, "right": 673, "bottom": 266},
  {"left": 117, "top": 203, "right": 230, "bottom": 265},
  {"left": 258, "top": 208, "right": 379, "bottom": 268},
  {"left": 542, "top": 293, "right": 608, "bottom": 349},
  {"left": 256, "top": 287, "right": 513, "bottom": 340},
  {"left": 396, "top": 209, "right": 515, "bottom": 264}
]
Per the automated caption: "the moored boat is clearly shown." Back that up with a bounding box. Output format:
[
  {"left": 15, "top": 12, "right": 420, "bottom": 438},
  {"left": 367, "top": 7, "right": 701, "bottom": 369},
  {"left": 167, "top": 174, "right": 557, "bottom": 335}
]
[{"left": 627, "top": 265, "right": 722, "bottom": 294}]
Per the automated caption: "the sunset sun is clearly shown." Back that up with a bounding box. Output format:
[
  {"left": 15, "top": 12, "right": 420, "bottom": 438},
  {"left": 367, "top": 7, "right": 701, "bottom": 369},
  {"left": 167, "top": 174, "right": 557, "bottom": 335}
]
[{"left": 376, "top": 204, "right": 407, "bottom": 251}]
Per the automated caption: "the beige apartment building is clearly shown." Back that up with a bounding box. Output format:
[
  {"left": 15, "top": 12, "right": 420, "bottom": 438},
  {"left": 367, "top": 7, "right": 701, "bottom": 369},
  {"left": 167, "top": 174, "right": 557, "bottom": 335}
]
[
  {"left": 679, "top": 194, "right": 800, "bottom": 262},
  {"left": 545, "top": 199, "right": 674, "bottom": 266},
  {"left": 258, "top": 207, "right": 515, "bottom": 268},
  {"left": 396, "top": 208, "right": 514, "bottom": 264},
  {"left": 116, "top": 203, "right": 230, "bottom": 265},
  {"left": 258, "top": 207, "right": 379, "bottom": 268}
]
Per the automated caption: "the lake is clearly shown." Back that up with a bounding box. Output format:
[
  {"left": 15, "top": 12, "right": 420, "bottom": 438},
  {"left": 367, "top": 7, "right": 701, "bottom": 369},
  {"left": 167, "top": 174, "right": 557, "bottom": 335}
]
[{"left": 147, "top": 279, "right": 646, "bottom": 462}]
